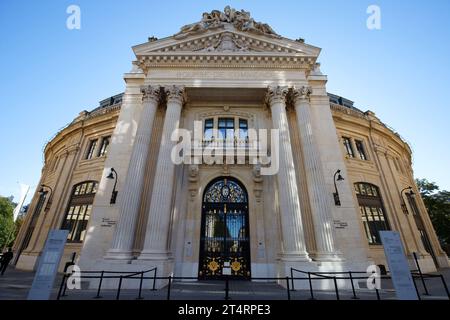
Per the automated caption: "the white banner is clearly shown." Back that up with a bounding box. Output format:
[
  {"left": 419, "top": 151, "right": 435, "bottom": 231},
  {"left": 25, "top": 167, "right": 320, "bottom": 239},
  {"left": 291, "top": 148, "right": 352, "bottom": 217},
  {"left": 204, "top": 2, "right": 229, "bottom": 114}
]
[{"left": 12, "top": 183, "right": 30, "bottom": 221}]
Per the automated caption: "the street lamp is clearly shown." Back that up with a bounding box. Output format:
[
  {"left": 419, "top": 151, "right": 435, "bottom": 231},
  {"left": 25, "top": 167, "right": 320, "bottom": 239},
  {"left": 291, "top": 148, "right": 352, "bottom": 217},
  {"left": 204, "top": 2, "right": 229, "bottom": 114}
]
[
  {"left": 400, "top": 186, "right": 415, "bottom": 214},
  {"left": 107, "top": 168, "right": 118, "bottom": 204},
  {"left": 333, "top": 169, "right": 345, "bottom": 206},
  {"left": 38, "top": 184, "right": 53, "bottom": 211}
]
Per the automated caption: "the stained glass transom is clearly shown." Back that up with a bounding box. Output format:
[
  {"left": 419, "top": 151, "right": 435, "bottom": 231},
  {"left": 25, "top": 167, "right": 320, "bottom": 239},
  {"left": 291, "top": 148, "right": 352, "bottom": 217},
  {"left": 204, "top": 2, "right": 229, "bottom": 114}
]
[{"left": 203, "top": 179, "right": 247, "bottom": 203}]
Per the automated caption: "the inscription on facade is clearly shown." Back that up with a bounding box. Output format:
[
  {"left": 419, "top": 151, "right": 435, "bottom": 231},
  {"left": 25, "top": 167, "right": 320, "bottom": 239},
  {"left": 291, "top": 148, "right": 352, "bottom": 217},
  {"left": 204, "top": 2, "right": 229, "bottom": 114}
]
[
  {"left": 333, "top": 220, "right": 348, "bottom": 229},
  {"left": 101, "top": 218, "right": 116, "bottom": 227}
]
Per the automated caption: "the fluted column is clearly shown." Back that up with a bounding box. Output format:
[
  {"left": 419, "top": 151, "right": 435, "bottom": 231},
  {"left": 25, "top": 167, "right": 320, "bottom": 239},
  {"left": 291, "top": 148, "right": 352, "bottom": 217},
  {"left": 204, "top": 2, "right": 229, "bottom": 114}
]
[
  {"left": 105, "top": 85, "right": 161, "bottom": 259},
  {"left": 267, "top": 86, "right": 310, "bottom": 261},
  {"left": 139, "top": 86, "right": 185, "bottom": 260},
  {"left": 293, "top": 86, "right": 341, "bottom": 260}
]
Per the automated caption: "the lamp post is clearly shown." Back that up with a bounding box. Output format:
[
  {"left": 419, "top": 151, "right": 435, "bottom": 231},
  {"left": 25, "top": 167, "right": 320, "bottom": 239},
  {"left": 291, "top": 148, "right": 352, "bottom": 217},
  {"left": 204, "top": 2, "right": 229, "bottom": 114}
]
[
  {"left": 400, "top": 186, "right": 415, "bottom": 215},
  {"left": 333, "top": 169, "right": 345, "bottom": 206},
  {"left": 107, "top": 168, "right": 118, "bottom": 204},
  {"left": 38, "top": 184, "right": 53, "bottom": 211}
]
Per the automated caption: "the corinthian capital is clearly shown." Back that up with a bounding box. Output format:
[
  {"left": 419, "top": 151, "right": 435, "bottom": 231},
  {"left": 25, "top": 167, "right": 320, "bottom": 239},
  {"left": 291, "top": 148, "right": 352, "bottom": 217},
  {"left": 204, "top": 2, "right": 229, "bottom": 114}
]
[
  {"left": 266, "top": 85, "right": 288, "bottom": 105},
  {"left": 141, "top": 85, "right": 161, "bottom": 103},
  {"left": 292, "top": 86, "right": 312, "bottom": 103},
  {"left": 165, "top": 85, "right": 186, "bottom": 105}
]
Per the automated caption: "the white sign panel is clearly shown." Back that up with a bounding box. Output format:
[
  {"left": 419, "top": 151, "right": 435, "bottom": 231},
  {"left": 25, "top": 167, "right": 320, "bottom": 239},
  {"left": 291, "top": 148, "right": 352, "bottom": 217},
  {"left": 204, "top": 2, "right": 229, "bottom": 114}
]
[
  {"left": 27, "top": 229, "right": 69, "bottom": 300},
  {"left": 379, "top": 231, "right": 418, "bottom": 300}
]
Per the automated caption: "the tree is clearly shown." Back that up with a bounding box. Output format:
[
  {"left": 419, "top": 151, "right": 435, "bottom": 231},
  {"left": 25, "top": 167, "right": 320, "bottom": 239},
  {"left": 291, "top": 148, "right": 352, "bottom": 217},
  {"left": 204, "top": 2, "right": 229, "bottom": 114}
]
[
  {"left": 0, "top": 196, "right": 15, "bottom": 249},
  {"left": 416, "top": 179, "right": 450, "bottom": 253}
]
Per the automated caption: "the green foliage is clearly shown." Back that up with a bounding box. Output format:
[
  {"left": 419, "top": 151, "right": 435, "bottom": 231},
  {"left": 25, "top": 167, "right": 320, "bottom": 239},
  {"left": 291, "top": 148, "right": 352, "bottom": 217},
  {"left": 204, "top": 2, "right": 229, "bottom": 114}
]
[
  {"left": 416, "top": 179, "right": 450, "bottom": 248},
  {"left": 0, "top": 196, "right": 15, "bottom": 248}
]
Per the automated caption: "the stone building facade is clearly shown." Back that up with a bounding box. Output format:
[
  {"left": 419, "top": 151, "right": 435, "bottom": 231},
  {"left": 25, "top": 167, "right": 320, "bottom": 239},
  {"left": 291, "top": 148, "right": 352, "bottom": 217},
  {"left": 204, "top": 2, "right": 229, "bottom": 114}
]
[{"left": 13, "top": 7, "right": 448, "bottom": 288}]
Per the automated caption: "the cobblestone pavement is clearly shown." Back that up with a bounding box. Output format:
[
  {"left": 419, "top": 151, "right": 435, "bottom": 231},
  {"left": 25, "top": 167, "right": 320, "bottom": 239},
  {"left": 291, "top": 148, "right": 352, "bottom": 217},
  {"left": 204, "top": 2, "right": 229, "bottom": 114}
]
[{"left": 0, "top": 266, "right": 449, "bottom": 300}]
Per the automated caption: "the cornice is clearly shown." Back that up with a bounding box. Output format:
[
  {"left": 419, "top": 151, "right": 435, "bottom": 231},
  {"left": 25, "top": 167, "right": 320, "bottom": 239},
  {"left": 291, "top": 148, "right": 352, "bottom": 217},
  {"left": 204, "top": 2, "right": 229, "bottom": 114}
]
[{"left": 137, "top": 54, "right": 315, "bottom": 71}]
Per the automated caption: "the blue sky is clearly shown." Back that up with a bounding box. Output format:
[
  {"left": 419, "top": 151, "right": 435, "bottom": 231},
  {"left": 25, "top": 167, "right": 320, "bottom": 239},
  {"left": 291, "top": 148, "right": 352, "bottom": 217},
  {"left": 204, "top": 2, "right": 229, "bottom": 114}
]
[{"left": 1, "top": 0, "right": 449, "bottom": 202}]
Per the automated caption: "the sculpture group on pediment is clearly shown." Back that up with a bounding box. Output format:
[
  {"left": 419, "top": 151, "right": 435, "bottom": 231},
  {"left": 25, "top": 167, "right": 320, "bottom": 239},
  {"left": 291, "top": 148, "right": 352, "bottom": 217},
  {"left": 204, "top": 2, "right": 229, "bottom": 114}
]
[{"left": 175, "top": 6, "right": 280, "bottom": 38}]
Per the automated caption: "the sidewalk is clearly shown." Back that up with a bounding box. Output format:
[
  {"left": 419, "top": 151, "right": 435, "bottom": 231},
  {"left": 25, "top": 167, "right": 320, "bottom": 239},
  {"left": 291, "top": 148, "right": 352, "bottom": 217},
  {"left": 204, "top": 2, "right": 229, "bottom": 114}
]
[{"left": 0, "top": 266, "right": 449, "bottom": 300}]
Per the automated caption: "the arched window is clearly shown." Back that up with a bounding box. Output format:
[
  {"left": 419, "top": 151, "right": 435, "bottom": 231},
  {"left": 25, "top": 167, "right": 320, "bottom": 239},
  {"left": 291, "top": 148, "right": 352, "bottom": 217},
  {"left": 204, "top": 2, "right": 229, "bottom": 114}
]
[
  {"left": 354, "top": 182, "right": 390, "bottom": 245},
  {"left": 61, "top": 181, "right": 98, "bottom": 243}
]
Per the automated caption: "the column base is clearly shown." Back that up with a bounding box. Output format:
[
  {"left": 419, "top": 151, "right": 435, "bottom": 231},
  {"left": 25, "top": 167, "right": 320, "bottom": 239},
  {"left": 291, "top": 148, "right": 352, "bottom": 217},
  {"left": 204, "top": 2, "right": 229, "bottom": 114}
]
[
  {"left": 104, "top": 249, "right": 135, "bottom": 261},
  {"left": 278, "top": 251, "right": 312, "bottom": 262},
  {"left": 311, "top": 251, "right": 345, "bottom": 262},
  {"left": 137, "top": 250, "right": 172, "bottom": 261}
]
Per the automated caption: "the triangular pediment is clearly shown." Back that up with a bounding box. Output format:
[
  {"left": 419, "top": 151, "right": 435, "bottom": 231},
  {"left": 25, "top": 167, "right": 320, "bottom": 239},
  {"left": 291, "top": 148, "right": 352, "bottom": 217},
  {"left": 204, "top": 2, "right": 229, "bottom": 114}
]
[
  {"left": 133, "top": 29, "right": 320, "bottom": 56},
  {"left": 134, "top": 28, "right": 319, "bottom": 56},
  {"left": 133, "top": 7, "right": 320, "bottom": 71}
]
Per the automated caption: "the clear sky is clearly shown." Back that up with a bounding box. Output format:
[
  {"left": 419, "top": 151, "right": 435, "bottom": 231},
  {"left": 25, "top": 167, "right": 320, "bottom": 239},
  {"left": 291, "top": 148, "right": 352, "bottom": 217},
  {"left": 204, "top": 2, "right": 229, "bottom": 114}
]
[{"left": 1, "top": 0, "right": 449, "bottom": 203}]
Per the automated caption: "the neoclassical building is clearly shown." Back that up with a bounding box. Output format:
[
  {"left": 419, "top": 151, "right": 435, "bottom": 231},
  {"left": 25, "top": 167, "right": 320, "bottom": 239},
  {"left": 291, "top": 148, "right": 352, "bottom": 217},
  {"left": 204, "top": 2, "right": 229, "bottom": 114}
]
[{"left": 14, "top": 7, "right": 448, "bottom": 287}]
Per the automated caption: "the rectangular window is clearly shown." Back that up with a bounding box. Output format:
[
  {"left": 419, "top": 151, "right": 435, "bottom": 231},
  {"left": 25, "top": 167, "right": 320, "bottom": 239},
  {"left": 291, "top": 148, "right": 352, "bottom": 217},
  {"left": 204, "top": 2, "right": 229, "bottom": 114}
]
[
  {"left": 239, "top": 119, "right": 248, "bottom": 141},
  {"left": 204, "top": 118, "right": 214, "bottom": 141},
  {"left": 360, "top": 205, "right": 389, "bottom": 245},
  {"left": 85, "top": 139, "right": 98, "bottom": 160},
  {"left": 355, "top": 140, "right": 367, "bottom": 160},
  {"left": 97, "top": 136, "right": 111, "bottom": 157},
  {"left": 342, "top": 137, "right": 354, "bottom": 158},
  {"left": 218, "top": 118, "right": 234, "bottom": 140}
]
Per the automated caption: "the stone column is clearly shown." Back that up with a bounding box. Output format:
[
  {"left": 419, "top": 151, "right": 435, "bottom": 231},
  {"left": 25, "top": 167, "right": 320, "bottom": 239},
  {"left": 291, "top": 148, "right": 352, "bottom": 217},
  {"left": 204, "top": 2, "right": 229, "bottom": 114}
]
[
  {"left": 139, "top": 86, "right": 185, "bottom": 260},
  {"left": 292, "top": 86, "right": 341, "bottom": 261},
  {"left": 105, "top": 85, "right": 161, "bottom": 259},
  {"left": 266, "top": 86, "right": 310, "bottom": 261}
]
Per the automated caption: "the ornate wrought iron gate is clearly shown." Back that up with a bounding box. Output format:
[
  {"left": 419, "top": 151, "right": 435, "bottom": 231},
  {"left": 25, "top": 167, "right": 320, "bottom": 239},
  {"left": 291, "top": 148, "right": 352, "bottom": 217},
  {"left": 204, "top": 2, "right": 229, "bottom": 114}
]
[{"left": 199, "top": 177, "right": 251, "bottom": 279}]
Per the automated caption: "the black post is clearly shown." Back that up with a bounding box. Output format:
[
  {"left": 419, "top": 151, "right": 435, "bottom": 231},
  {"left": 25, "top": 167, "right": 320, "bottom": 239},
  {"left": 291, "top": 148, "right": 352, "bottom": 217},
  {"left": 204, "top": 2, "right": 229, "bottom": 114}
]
[
  {"left": 137, "top": 272, "right": 144, "bottom": 300},
  {"left": 116, "top": 276, "right": 123, "bottom": 300},
  {"left": 375, "top": 287, "right": 380, "bottom": 300},
  {"left": 167, "top": 276, "right": 172, "bottom": 300},
  {"left": 290, "top": 269, "right": 295, "bottom": 291},
  {"left": 152, "top": 269, "right": 157, "bottom": 291},
  {"left": 308, "top": 272, "right": 315, "bottom": 300},
  {"left": 286, "top": 277, "right": 291, "bottom": 300},
  {"left": 333, "top": 277, "right": 340, "bottom": 300},
  {"left": 95, "top": 271, "right": 104, "bottom": 299},
  {"left": 349, "top": 272, "right": 358, "bottom": 299},
  {"left": 62, "top": 273, "right": 69, "bottom": 297},
  {"left": 413, "top": 252, "right": 429, "bottom": 295},
  {"left": 439, "top": 275, "right": 450, "bottom": 300},
  {"left": 412, "top": 276, "right": 421, "bottom": 300},
  {"left": 225, "top": 276, "right": 230, "bottom": 300},
  {"left": 56, "top": 274, "right": 66, "bottom": 300}
]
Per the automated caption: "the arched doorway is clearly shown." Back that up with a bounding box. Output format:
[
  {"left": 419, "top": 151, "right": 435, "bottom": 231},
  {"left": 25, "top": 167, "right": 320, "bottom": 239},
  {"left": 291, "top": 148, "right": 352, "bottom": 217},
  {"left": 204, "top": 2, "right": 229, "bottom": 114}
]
[{"left": 198, "top": 177, "right": 251, "bottom": 279}]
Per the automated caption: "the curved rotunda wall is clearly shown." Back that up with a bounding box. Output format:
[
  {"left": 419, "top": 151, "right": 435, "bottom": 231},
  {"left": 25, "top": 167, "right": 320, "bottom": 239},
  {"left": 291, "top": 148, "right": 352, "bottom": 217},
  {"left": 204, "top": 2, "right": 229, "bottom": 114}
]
[
  {"left": 13, "top": 101, "right": 120, "bottom": 271},
  {"left": 13, "top": 93, "right": 447, "bottom": 272}
]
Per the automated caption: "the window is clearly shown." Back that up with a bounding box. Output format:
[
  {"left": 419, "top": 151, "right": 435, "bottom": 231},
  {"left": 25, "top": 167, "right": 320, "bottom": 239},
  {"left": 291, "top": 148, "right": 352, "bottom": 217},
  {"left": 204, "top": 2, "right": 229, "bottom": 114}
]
[
  {"left": 355, "top": 183, "right": 390, "bottom": 245},
  {"left": 342, "top": 137, "right": 354, "bottom": 158},
  {"left": 62, "top": 181, "right": 98, "bottom": 243},
  {"left": 239, "top": 119, "right": 248, "bottom": 141},
  {"left": 85, "top": 139, "right": 98, "bottom": 160},
  {"left": 218, "top": 118, "right": 235, "bottom": 140},
  {"left": 204, "top": 118, "right": 214, "bottom": 141},
  {"left": 98, "top": 136, "right": 111, "bottom": 157},
  {"left": 355, "top": 140, "right": 367, "bottom": 160}
]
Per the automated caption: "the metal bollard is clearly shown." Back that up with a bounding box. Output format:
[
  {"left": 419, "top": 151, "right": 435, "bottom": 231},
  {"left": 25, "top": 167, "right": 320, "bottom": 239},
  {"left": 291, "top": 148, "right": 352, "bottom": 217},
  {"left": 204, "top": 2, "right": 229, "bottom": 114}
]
[
  {"left": 308, "top": 272, "right": 315, "bottom": 300},
  {"left": 333, "top": 277, "right": 340, "bottom": 300},
  {"left": 116, "top": 276, "right": 123, "bottom": 300},
  {"left": 137, "top": 272, "right": 144, "bottom": 300},
  {"left": 95, "top": 271, "right": 104, "bottom": 299},
  {"left": 167, "top": 276, "right": 172, "bottom": 300},
  {"left": 349, "top": 272, "right": 359, "bottom": 299},
  {"left": 286, "top": 277, "right": 291, "bottom": 300}
]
